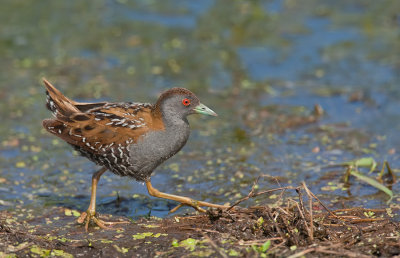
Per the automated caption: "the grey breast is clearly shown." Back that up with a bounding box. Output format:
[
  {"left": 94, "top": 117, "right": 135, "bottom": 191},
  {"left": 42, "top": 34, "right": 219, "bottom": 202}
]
[{"left": 127, "top": 123, "right": 190, "bottom": 181}]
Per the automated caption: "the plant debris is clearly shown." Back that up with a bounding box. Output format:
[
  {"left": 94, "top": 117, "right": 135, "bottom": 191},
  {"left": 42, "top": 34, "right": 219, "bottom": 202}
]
[{"left": 1, "top": 184, "right": 399, "bottom": 257}]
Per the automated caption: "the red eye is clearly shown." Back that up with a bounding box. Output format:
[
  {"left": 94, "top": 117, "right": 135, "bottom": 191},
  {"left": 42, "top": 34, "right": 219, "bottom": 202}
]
[{"left": 182, "top": 98, "right": 190, "bottom": 106}]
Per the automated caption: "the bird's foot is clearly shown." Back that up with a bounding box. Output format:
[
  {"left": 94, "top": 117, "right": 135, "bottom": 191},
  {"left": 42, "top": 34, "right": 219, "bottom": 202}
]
[
  {"left": 169, "top": 202, "right": 206, "bottom": 213},
  {"left": 145, "top": 181, "right": 231, "bottom": 214},
  {"left": 169, "top": 199, "right": 231, "bottom": 214},
  {"left": 77, "top": 210, "right": 128, "bottom": 232}
]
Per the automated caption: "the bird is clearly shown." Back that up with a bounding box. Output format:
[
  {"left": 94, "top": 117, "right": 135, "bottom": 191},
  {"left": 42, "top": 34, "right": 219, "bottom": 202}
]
[{"left": 42, "top": 79, "right": 229, "bottom": 231}]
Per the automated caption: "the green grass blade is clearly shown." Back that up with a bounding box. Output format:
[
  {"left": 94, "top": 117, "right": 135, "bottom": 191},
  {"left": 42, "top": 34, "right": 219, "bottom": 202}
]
[{"left": 350, "top": 170, "right": 393, "bottom": 201}]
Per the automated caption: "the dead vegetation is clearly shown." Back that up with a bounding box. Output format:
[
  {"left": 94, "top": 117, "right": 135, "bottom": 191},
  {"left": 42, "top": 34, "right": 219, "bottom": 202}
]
[{"left": 1, "top": 182, "right": 399, "bottom": 257}]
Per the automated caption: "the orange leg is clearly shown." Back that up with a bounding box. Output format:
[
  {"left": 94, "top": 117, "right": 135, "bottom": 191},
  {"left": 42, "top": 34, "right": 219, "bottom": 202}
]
[
  {"left": 77, "top": 167, "right": 128, "bottom": 231},
  {"left": 145, "top": 180, "right": 230, "bottom": 213}
]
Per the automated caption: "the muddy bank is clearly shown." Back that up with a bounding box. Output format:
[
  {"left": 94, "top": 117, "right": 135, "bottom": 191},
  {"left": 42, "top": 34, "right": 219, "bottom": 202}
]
[{"left": 1, "top": 187, "right": 399, "bottom": 257}]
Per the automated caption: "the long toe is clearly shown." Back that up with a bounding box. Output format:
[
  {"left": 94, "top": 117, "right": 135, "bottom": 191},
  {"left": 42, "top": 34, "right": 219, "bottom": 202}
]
[
  {"left": 169, "top": 203, "right": 206, "bottom": 213},
  {"left": 77, "top": 211, "right": 129, "bottom": 231}
]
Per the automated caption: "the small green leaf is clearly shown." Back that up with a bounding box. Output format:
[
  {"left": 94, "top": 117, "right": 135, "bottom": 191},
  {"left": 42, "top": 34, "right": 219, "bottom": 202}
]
[
  {"left": 30, "top": 245, "right": 51, "bottom": 256},
  {"left": 363, "top": 211, "right": 375, "bottom": 218},
  {"left": 256, "top": 217, "right": 264, "bottom": 227},
  {"left": 143, "top": 224, "right": 159, "bottom": 228},
  {"left": 64, "top": 209, "right": 72, "bottom": 216},
  {"left": 171, "top": 239, "right": 179, "bottom": 247},
  {"left": 340, "top": 157, "right": 377, "bottom": 173},
  {"left": 179, "top": 238, "right": 198, "bottom": 251},
  {"left": 354, "top": 157, "right": 376, "bottom": 169},
  {"left": 15, "top": 161, "right": 26, "bottom": 168},
  {"left": 228, "top": 249, "right": 239, "bottom": 256},
  {"left": 71, "top": 210, "right": 81, "bottom": 217},
  {"left": 132, "top": 232, "right": 153, "bottom": 240},
  {"left": 113, "top": 245, "right": 129, "bottom": 253},
  {"left": 261, "top": 240, "right": 271, "bottom": 253},
  {"left": 50, "top": 249, "right": 74, "bottom": 258}
]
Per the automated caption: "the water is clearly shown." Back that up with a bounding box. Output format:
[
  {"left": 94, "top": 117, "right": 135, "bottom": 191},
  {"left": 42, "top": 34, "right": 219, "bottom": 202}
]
[{"left": 0, "top": 0, "right": 399, "bottom": 220}]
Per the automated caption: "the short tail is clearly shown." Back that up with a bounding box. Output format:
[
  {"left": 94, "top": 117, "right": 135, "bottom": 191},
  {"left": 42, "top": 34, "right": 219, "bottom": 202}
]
[{"left": 43, "top": 78, "right": 80, "bottom": 117}]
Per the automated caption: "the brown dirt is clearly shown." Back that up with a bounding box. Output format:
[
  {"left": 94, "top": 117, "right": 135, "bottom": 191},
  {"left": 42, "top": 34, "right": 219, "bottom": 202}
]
[{"left": 1, "top": 187, "right": 399, "bottom": 257}]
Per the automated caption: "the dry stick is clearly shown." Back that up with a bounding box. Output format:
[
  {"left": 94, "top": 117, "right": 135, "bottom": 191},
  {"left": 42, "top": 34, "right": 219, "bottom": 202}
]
[
  {"left": 302, "top": 182, "right": 314, "bottom": 241},
  {"left": 301, "top": 182, "right": 360, "bottom": 234},
  {"left": 276, "top": 206, "right": 289, "bottom": 216},
  {"left": 302, "top": 183, "right": 339, "bottom": 219},
  {"left": 291, "top": 199, "right": 312, "bottom": 242},
  {"left": 295, "top": 187, "right": 314, "bottom": 241},
  {"left": 314, "top": 247, "right": 370, "bottom": 258},
  {"left": 386, "top": 161, "right": 396, "bottom": 183},
  {"left": 265, "top": 209, "right": 285, "bottom": 241},
  {"left": 261, "top": 174, "right": 282, "bottom": 188},
  {"left": 266, "top": 240, "right": 287, "bottom": 253},
  {"left": 296, "top": 187, "right": 305, "bottom": 213},
  {"left": 202, "top": 233, "right": 228, "bottom": 258},
  {"left": 227, "top": 185, "right": 298, "bottom": 211},
  {"left": 350, "top": 218, "right": 385, "bottom": 223},
  {"left": 287, "top": 247, "right": 316, "bottom": 258},
  {"left": 178, "top": 227, "right": 221, "bottom": 234},
  {"left": 301, "top": 184, "right": 363, "bottom": 243},
  {"left": 277, "top": 187, "right": 287, "bottom": 204},
  {"left": 237, "top": 237, "right": 283, "bottom": 246},
  {"left": 259, "top": 174, "right": 286, "bottom": 208},
  {"left": 227, "top": 176, "right": 259, "bottom": 211},
  {"left": 227, "top": 176, "right": 350, "bottom": 241},
  {"left": 334, "top": 208, "right": 386, "bottom": 213},
  {"left": 288, "top": 244, "right": 370, "bottom": 258},
  {"left": 272, "top": 179, "right": 288, "bottom": 210},
  {"left": 308, "top": 192, "right": 314, "bottom": 241}
]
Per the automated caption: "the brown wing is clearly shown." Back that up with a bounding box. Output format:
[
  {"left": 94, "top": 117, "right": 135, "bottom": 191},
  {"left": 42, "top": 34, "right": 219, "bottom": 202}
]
[{"left": 42, "top": 79, "right": 165, "bottom": 157}]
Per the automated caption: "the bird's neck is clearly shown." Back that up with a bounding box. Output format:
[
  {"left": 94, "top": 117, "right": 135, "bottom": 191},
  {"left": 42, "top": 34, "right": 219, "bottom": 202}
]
[
  {"left": 152, "top": 103, "right": 190, "bottom": 136},
  {"left": 162, "top": 113, "right": 190, "bottom": 144},
  {"left": 164, "top": 115, "right": 188, "bottom": 128}
]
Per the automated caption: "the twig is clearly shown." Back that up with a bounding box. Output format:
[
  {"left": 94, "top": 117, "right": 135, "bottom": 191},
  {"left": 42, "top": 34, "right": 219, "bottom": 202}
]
[
  {"left": 265, "top": 209, "right": 285, "bottom": 240},
  {"left": 333, "top": 208, "right": 386, "bottom": 213},
  {"left": 349, "top": 218, "right": 385, "bottom": 223},
  {"left": 314, "top": 247, "right": 370, "bottom": 258},
  {"left": 260, "top": 174, "right": 282, "bottom": 187},
  {"left": 302, "top": 182, "right": 314, "bottom": 241},
  {"left": 287, "top": 247, "right": 316, "bottom": 258},
  {"left": 267, "top": 240, "right": 286, "bottom": 253},
  {"left": 227, "top": 176, "right": 259, "bottom": 211},
  {"left": 177, "top": 227, "right": 221, "bottom": 233},
  {"left": 296, "top": 187, "right": 306, "bottom": 215},
  {"left": 291, "top": 199, "right": 312, "bottom": 242},
  {"left": 288, "top": 244, "right": 370, "bottom": 258},
  {"left": 295, "top": 187, "right": 314, "bottom": 241},
  {"left": 276, "top": 206, "right": 289, "bottom": 216},
  {"left": 302, "top": 183, "right": 339, "bottom": 219},
  {"left": 202, "top": 233, "right": 228, "bottom": 258},
  {"left": 237, "top": 237, "right": 282, "bottom": 246},
  {"left": 227, "top": 185, "right": 297, "bottom": 211}
]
